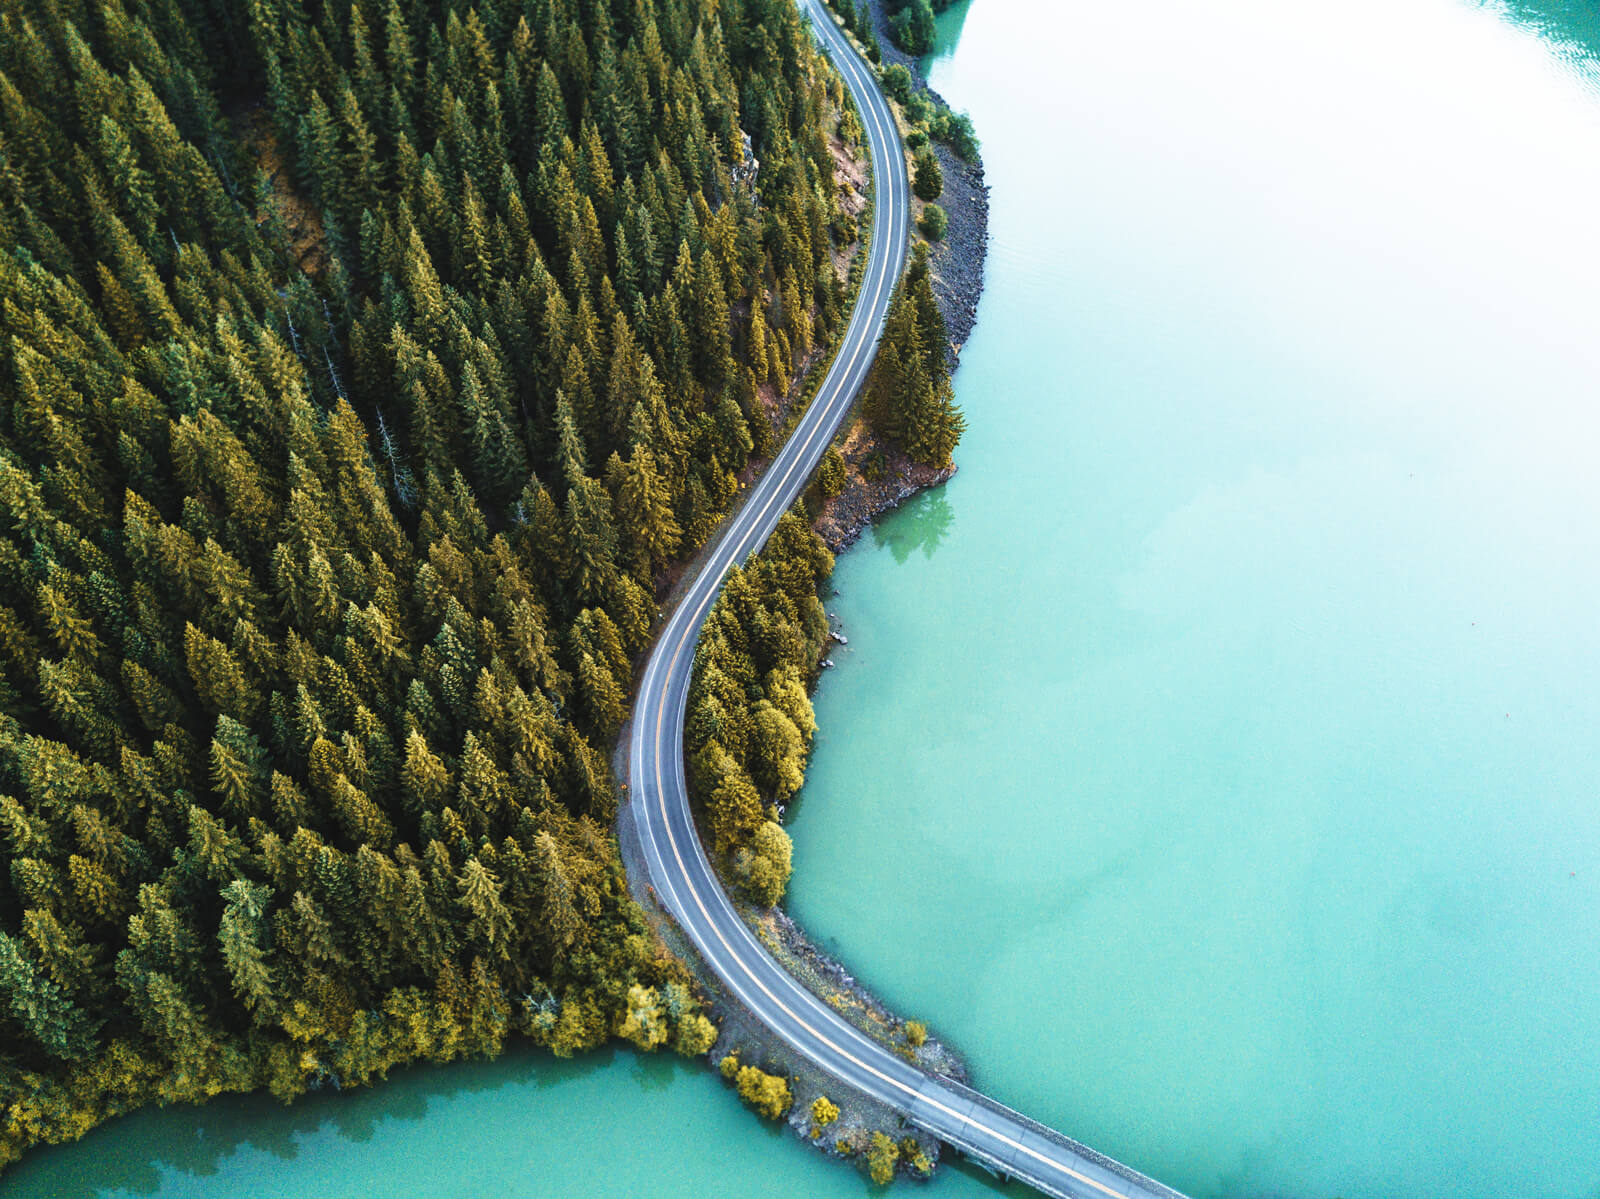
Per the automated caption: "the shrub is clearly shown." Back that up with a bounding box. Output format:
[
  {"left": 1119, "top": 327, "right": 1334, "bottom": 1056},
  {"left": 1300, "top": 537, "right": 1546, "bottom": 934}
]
[
  {"left": 881, "top": 64, "right": 913, "bottom": 105},
  {"left": 811, "top": 1095, "right": 841, "bottom": 1127},
  {"left": 618, "top": 984, "right": 668, "bottom": 1050},
  {"left": 866, "top": 1131, "right": 901, "bottom": 1184},
  {"left": 931, "top": 109, "right": 981, "bottom": 161},
  {"left": 913, "top": 149, "right": 943, "bottom": 201},
  {"left": 735, "top": 1064, "right": 792, "bottom": 1119},
  {"left": 903, "top": 1138, "right": 933, "bottom": 1176},
  {"left": 918, "top": 203, "right": 948, "bottom": 241},
  {"left": 673, "top": 1013, "right": 718, "bottom": 1056}
]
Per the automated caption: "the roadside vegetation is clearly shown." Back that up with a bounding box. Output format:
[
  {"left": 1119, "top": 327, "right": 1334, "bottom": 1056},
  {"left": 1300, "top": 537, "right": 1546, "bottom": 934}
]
[
  {"left": 821, "top": 0, "right": 980, "bottom": 161},
  {"left": 0, "top": 0, "right": 872, "bottom": 1173},
  {"left": 863, "top": 246, "right": 964, "bottom": 466},
  {"left": 686, "top": 243, "right": 959, "bottom": 914},
  {"left": 718, "top": 1050, "right": 793, "bottom": 1119},
  {"left": 686, "top": 510, "right": 832, "bottom": 907}
]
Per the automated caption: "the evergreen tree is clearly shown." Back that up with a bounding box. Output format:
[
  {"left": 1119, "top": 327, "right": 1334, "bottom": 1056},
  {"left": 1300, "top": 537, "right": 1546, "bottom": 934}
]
[
  {"left": 912, "top": 147, "right": 943, "bottom": 201},
  {"left": 862, "top": 249, "right": 965, "bottom": 467},
  {"left": 0, "top": 0, "right": 871, "bottom": 1170},
  {"left": 889, "top": 0, "right": 938, "bottom": 54}
]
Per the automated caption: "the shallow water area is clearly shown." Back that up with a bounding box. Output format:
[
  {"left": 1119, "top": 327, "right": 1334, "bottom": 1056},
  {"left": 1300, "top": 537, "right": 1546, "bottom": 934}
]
[{"left": 3, "top": 1046, "right": 918, "bottom": 1199}]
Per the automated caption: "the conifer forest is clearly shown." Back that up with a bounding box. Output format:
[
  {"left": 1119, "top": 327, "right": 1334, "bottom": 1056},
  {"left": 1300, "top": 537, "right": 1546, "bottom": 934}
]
[{"left": 0, "top": 0, "right": 964, "bottom": 1171}]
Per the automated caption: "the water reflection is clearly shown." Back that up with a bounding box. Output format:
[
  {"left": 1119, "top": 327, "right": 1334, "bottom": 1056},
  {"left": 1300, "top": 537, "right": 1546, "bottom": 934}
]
[
  {"left": 873, "top": 490, "right": 955, "bottom": 563},
  {"left": 4, "top": 1046, "right": 704, "bottom": 1199},
  {"left": 1485, "top": 0, "right": 1600, "bottom": 92},
  {"left": 1488, "top": 0, "right": 1600, "bottom": 45},
  {"left": 922, "top": 0, "right": 975, "bottom": 69}
]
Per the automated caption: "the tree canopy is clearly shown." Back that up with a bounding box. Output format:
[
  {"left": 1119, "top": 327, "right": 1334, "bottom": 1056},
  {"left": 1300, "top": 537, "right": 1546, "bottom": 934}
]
[
  {"left": 0, "top": 0, "right": 862, "bottom": 1172},
  {"left": 862, "top": 247, "right": 964, "bottom": 467},
  {"left": 685, "top": 507, "right": 833, "bottom": 906}
]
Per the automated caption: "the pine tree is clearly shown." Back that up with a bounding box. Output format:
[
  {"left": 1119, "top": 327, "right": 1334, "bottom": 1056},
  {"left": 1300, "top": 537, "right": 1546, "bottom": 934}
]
[
  {"left": 564, "top": 473, "right": 619, "bottom": 608},
  {"left": 912, "top": 147, "right": 943, "bottom": 201},
  {"left": 296, "top": 90, "right": 342, "bottom": 214},
  {"left": 456, "top": 856, "right": 513, "bottom": 958},
  {"left": 747, "top": 300, "right": 770, "bottom": 388},
  {"left": 533, "top": 62, "right": 568, "bottom": 156},
  {"left": 218, "top": 880, "right": 275, "bottom": 1017},
  {"left": 210, "top": 716, "right": 270, "bottom": 820},
  {"left": 338, "top": 87, "right": 383, "bottom": 217},
  {"left": 608, "top": 446, "right": 680, "bottom": 578},
  {"left": 0, "top": 932, "right": 99, "bottom": 1061},
  {"left": 0, "top": 0, "right": 852, "bottom": 1163},
  {"left": 184, "top": 624, "right": 260, "bottom": 721},
  {"left": 531, "top": 832, "right": 582, "bottom": 952}
]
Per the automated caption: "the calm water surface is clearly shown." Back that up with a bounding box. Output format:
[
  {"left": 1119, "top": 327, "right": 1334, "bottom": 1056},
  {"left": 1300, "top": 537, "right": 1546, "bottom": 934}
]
[
  {"left": 13, "top": 2, "right": 1600, "bottom": 1197},
  {"left": 788, "top": 0, "right": 1600, "bottom": 1196}
]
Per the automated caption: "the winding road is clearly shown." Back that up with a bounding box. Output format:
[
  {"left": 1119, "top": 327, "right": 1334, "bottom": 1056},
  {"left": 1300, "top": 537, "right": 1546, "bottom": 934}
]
[{"left": 625, "top": 4, "right": 1190, "bottom": 1197}]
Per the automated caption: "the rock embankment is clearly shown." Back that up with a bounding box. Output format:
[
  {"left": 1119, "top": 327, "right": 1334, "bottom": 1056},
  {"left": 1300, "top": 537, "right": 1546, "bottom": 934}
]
[
  {"left": 816, "top": 0, "right": 988, "bottom": 551},
  {"left": 862, "top": 0, "right": 989, "bottom": 352},
  {"left": 813, "top": 427, "right": 955, "bottom": 552}
]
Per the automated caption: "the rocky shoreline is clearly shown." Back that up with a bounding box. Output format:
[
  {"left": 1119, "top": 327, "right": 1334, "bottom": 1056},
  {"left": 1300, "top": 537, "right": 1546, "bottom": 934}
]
[
  {"left": 862, "top": 0, "right": 990, "bottom": 352},
  {"left": 613, "top": 6, "right": 989, "bottom": 1183},
  {"left": 814, "top": 0, "right": 988, "bottom": 553}
]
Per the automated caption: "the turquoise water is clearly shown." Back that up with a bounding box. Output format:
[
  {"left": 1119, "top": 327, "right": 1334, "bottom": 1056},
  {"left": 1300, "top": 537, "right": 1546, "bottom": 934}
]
[
  {"left": 13, "top": 2, "right": 1600, "bottom": 1197},
  {"left": 3, "top": 1047, "right": 914, "bottom": 1198},
  {"left": 787, "top": 0, "right": 1600, "bottom": 1197}
]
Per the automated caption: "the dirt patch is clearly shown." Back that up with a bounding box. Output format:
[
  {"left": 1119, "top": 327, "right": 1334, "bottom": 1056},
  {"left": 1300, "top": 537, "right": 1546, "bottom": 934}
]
[
  {"left": 237, "top": 107, "right": 330, "bottom": 278},
  {"left": 743, "top": 335, "right": 836, "bottom": 457},
  {"left": 831, "top": 130, "right": 870, "bottom": 220}
]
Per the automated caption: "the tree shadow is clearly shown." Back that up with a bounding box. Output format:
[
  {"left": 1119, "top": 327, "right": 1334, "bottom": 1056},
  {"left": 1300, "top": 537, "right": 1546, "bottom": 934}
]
[
  {"left": 942, "top": 1153, "right": 1038, "bottom": 1196},
  {"left": 871, "top": 490, "right": 955, "bottom": 564},
  {"left": 628, "top": 1046, "right": 703, "bottom": 1093},
  {"left": 923, "top": 0, "right": 976, "bottom": 69},
  {"left": 2, "top": 1044, "right": 618, "bottom": 1199}
]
